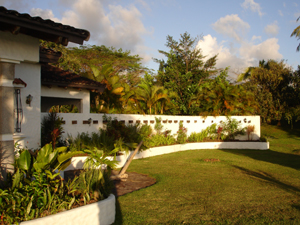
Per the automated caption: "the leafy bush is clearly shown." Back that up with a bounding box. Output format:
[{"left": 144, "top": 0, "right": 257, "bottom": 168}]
[
  {"left": 67, "top": 131, "right": 115, "bottom": 154},
  {"left": 246, "top": 125, "right": 255, "bottom": 140},
  {"left": 220, "top": 117, "right": 246, "bottom": 140},
  {"left": 177, "top": 121, "right": 188, "bottom": 144},
  {"left": 0, "top": 143, "right": 114, "bottom": 224},
  {"left": 154, "top": 117, "right": 164, "bottom": 134},
  {"left": 187, "top": 123, "right": 218, "bottom": 142},
  {"left": 41, "top": 112, "right": 64, "bottom": 147},
  {"left": 148, "top": 134, "right": 176, "bottom": 147}
]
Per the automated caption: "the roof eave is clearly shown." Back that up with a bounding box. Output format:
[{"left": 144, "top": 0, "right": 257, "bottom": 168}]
[{"left": 0, "top": 7, "right": 90, "bottom": 45}]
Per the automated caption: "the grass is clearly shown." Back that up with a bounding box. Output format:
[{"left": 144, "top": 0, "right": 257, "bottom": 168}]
[{"left": 113, "top": 124, "right": 300, "bottom": 224}]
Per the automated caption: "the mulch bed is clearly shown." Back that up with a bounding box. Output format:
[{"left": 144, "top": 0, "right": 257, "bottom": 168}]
[{"left": 64, "top": 169, "right": 156, "bottom": 197}]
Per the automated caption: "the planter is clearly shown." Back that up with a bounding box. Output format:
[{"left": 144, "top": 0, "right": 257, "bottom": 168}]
[
  {"left": 63, "top": 141, "right": 269, "bottom": 172},
  {"left": 20, "top": 194, "right": 115, "bottom": 225}
]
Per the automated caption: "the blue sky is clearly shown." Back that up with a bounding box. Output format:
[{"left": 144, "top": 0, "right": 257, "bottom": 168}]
[{"left": 1, "top": 0, "right": 300, "bottom": 78}]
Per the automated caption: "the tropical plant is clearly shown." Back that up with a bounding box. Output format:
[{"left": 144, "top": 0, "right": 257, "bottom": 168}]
[
  {"left": 198, "top": 68, "right": 257, "bottom": 116},
  {"left": 221, "top": 117, "right": 246, "bottom": 140},
  {"left": 135, "top": 79, "right": 170, "bottom": 115},
  {"left": 154, "top": 117, "right": 164, "bottom": 134},
  {"left": 291, "top": 16, "right": 300, "bottom": 51},
  {"left": 41, "top": 112, "right": 64, "bottom": 147},
  {"left": 246, "top": 125, "right": 255, "bottom": 140},
  {"left": 239, "top": 59, "right": 295, "bottom": 124},
  {"left": 176, "top": 121, "right": 188, "bottom": 144},
  {"left": 187, "top": 123, "right": 218, "bottom": 142}
]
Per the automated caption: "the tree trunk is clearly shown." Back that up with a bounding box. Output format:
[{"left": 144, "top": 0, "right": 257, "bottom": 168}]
[{"left": 118, "top": 141, "right": 143, "bottom": 177}]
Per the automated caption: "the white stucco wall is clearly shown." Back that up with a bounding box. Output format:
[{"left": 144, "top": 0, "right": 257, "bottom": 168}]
[
  {"left": 0, "top": 31, "right": 39, "bottom": 63},
  {"left": 20, "top": 194, "right": 116, "bottom": 225},
  {"left": 14, "top": 63, "right": 41, "bottom": 149},
  {"left": 45, "top": 113, "right": 260, "bottom": 142},
  {"left": 41, "top": 86, "right": 90, "bottom": 115}
]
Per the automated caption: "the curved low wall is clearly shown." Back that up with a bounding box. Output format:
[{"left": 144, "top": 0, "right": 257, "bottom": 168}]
[
  {"left": 20, "top": 194, "right": 115, "bottom": 225},
  {"left": 63, "top": 141, "right": 269, "bottom": 172}
]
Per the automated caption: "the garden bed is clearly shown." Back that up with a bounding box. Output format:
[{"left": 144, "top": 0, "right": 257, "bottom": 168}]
[{"left": 62, "top": 141, "right": 269, "bottom": 174}]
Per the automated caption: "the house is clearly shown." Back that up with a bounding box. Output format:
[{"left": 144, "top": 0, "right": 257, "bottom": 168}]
[{"left": 0, "top": 6, "right": 105, "bottom": 180}]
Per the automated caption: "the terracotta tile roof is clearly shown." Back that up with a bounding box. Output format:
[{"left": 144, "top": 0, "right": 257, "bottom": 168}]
[
  {"left": 0, "top": 6, "right": 90, "bottom": 45},
  {"left": 13, "top": 78, "right": 27, "bottom": 87},
  {"left": 39, "top": 47, "right": 62, "bottom": 63},
  {"left": 41, "top": 64, "right": 106, "bottom": 92}
]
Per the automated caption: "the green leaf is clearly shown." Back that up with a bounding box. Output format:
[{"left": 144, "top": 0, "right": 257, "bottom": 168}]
[{"left": 17, "top": 150, "right": 31, "bottom": 171}]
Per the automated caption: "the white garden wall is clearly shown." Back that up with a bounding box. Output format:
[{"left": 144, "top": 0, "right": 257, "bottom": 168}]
[
  {"left": 47, "top": 114, "right": 260, "bottom": 144},
  {"left": 62, "top": 141, "right": 269, "bottom": 177}
]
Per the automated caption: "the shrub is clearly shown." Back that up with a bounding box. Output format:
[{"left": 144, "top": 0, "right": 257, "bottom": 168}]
[
  {"left": 187, "top": 123, "right": 217, "bottom": 142},
  {"left": 177, "top": 121, "right": 188, "bottom": 144},
  {"left": 148, "top": 133, "right": 176, "bottom": 147},
  {"left": 221, "top": 117, "right": 246, "bottom": 140},
  {"left": 246, "top": 125, "right": 255, "bottom": 140},
  {"left": 0, "top": 143, "right": 114, "bottom": 224},
  {"left": 154, "top": 117, "right": 163, "bottom": 134},
  {"left": 41, "top": 112, "right": 64, "bottom": 147}
]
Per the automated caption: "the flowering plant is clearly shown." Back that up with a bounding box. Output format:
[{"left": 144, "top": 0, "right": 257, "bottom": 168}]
[{"left": 177, "top": 121, "right": 187, "bottom": 144}]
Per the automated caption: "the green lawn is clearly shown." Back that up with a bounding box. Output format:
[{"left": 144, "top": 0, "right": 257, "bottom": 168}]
[{"left": 113, "top": 124, "right": 300, "bottom": 224}]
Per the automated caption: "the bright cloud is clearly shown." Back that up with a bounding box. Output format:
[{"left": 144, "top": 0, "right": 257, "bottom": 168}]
[
  {"left": 241, "top": 0, "right": 264, "bottom": 17},
  {"left": 197, "top": 35, "right": 245, "bottom": 71},
  {"left": 29, "top": 0, "right": 153, "bottom": 63},
  {"left": 251, "top": 35, "right": 262, "bottom": 42},
  {"left": 30, "top": 8, "right": 60, "bottom": 22},
  {"left": 212, "top": 14, "right": 250, "bottom": 42},
  {"left": 264, "top": 21, "right": 279, "bottom": 36},
  {"left": 197, "top": 34, "right": 282, "bottom": 78}
]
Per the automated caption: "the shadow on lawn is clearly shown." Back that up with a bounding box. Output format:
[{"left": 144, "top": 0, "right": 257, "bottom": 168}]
[
  {"left": 263, "top": 124, "right": 300, "bottom": 140},
  {"left": 112, "top": 196, "right": 123, "bottom": 225},
  {"left": 232, "top": 165, "right": 300, "bottom": 196},
  {"left": 221, "top": 149, "right": 300, "bottom": 171}
]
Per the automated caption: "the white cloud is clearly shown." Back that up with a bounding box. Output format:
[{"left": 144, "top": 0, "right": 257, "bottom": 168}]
[
  {"left": 196, "top": 35, "right": 283, "bottom": 79},
  {"left": 251, "top": 35, "right": 261, "bottom": 42},
  {"left": 241, "top": 0, "right": 264, "bottom": 17},
  {"left": 278, "top": 10, "right": 283, "bottom": 17},
  {"left": 264, "top": 21, "right": 279, "bottom": 36},
  {"left": 212, "top": 14, "right": 250, "bottom": 42},
  {"left": 197, "top": 35, "right": 245, "bottom": 71},
  {"left": 30, "top": 8, "right": 60, "bottom": 22},
  {"left": 28, "top": 0, "right": 153, "bottom": 63},
  {"left": 239, "top": 38, "right": 282, "bottom": 63}
]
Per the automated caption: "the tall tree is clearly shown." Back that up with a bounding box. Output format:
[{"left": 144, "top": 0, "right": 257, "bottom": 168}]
[
  {"left": 40, "top": 41, "right": 146, "bottom": 88},
  {"left": 198, "top": 68, "right": 257, "bottom": 116},
  {"left": 240, "top": 60, "right": 295, "bottom": 124},
  {"left": 154, "top": 32, "right": 218, "bottom": 115}
]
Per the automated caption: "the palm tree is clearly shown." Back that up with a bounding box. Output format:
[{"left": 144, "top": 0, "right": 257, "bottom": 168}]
[
  {"left": 291, "top": 17, "right": 300, "bottom": 51},
  {"left": 237, "top": 60, "right": 267, "bottom": 82},
  {"left": 90, "top": 66, "right": 127, "bottom": 113},
  {"left": 135, "top": 82, "right": 170, "bottom": 115}
]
